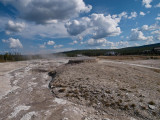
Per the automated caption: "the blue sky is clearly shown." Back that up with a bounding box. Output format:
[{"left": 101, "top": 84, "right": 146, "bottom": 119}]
[{"left": 0, "top": 0, "right": 160, "bottom": 54}]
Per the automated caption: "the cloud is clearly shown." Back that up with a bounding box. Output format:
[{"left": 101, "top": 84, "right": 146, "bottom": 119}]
[
  {"left": 54, "top": 45, "right": 63, "bottom": 48},
  {"left": 113, "top": 12, "right": 137, "bottom": 20},
  {"left": 39, "top": 42, "right": 46, "bottom": 48},
  {"left": 39, "top": 44, "right": 46, "bottom": 49},
  {"left": 155, "top": 3, "right": 160, "bottom": 8},
  {"left": 91, "top": 14, "right": 121, "bottom": 39},
  {"left": 129, "top": 28, "right": 153, "bottom": 41},
  {"left": 155, "top": 36, "right": 160, "bottom": 41},
  {"left": 0, "top": 17, "right": 68, "bottom": 40},
  {"left": 5, "top": 20, "right": 25, "bottom": 35},
  {"left": 141, "top": 25, "right": 149, "bottom": 31},
  {"left": 118, "top": 12, "right": 128, "bottom": 19},
  {"left": 2, "top": 38, "right": 23, "bottom": 48},
  {"left": 70, "top": 40, "right": 78, "bottom": 45},
  {"left": 77, "top": 36, "right": 83, "bottom": 41},
  {"left": 155, "top": 17, "right": 160, "bottom": 21},
  {"left": 40, "top": 41, "right": 56, "bottom": 48},
  {"left": 115, "top": 41, "right": 129, "bottom": 48},
  {"left": 112, "top": 12, "right": 128, "bottom": 19},
  {"left": 0, "top": 17, "right": 11, "bottom": 32},
  {"left": 65, "top": 18, "right": 90, "bottom": 36},
  {"left": 151, "top": 30, "right": 160, "bottom": 41},
  {"left": 151, "top": 30, "right": 160, "bottom": 35},
  {"left": 86, "top": 38, "right": 129, "bottom": 48},
  {"left": 128, "top": 12, "right": 137, "bottom": 19},
  {"left": 142, "top": 0, "right": 152, "bottom": 8},
  {"left": 141, "top": 24, "right": 160, "bottom": 31},
  {"left": 65, "top": 13, "right": 121, "bottom": 39},
  {"left": 145, "top": 37, "right": 154, "bottom": 44},
  {"left": 139, "top": 24, "right": 160, "bottom": 42},
  {"left": 18, "top": 21, "right": 68, "bottom": 39},
  {"left": 0, "top": 0, "right": 92, "bottom": 24},
  {"left": 47, "top": 40, "right": 55, "bottom": 45},
  {"left": 87, "top": 38, "right": 107, "bottom": 46},
  {"left": 140, "top": 11, "right": 146, "bottom": 16},
  {"left": 134, "top": 43, "right": 140, "bottom": 46},
  {"left": 155, "top": 13, "right": 160, "bottom": 21}
]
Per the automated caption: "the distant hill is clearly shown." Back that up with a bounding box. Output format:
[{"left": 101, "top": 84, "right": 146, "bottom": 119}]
[{"left": 62, "top": 43, "right": 160, "bottom": 57}]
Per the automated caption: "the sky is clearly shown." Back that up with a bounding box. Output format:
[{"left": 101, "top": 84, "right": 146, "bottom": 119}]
[{"left": 0, "top": 0, "right": 160, "bottom": 54}]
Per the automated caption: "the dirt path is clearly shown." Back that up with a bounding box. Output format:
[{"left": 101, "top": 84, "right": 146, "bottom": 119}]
[{"left": 99, "top": 60, "right": 160, "bottom": 70}]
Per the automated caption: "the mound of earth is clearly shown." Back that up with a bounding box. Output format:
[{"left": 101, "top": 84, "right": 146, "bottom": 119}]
[
  {"left": 68, "top": 57, "right": 98, "bottom": 64},
  {"left": 49, "top": 61, "right": 160, "bottom": 120}
]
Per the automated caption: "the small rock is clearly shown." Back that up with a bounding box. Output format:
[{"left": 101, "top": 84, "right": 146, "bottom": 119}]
[
  {"left": 83, "top": 117, "right": 91, "bottom": 120},
  {"left": 62, "top": 118, "right": 69, "bottom": 120},
  {"left": 102, "top": 118, "right": 110, "bottom": 120},
  {"left": 130, "top": 117, "right": 137, "bottom": 120},
  {"left": 148, "top": 105, "right": 156, "bottom": 110}
]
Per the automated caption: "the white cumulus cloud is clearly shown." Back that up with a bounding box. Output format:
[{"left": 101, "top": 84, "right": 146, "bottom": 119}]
[
  {"left": 155, "top": 13, "right": 160, "bottom": 20},
  {"left": 47, "top": 40, "right": 55, "bottom": 45},
  {"left": 155, "top": 3, "right": 160, "bottom": 8},
  {"left": 118, "top": 12, "right": 128, "bottom": 19},
  {"left": 151, "top": 30, "right": 160, "bottom": 35},
  {"left": 87, "top": 38, "right": 108, "bottom": 46},
  {"left": 70, "top": 40, "right": 78, "bottom": 45},
  {"left": 86, "top": 38, "right": 129, "bottom": 48},
  {"left": 65, "top": 18, "right": 90, "bottom": 36},
  {"left": 142, "top": 0, "right": 152, "bottom": 8},
  {"left": 141, "top": 25, "right": 149, "bottom": 31},
  {"left": 129, "top": 28, "right": 153, "bottom": 41},
  {"left": 0, "top": 0, "right": 92, "bottom": 24},
  {"left": 65, "top": 13, "right": 121, "bottom": 39},
  {"left": 54, "top": 45, "right": 63, "bottom": 48},
  {"left": 155, "top": 17, "right": 160, "bottom": 21},
  {"left": 91, "top": 14, "right": 121, "bottom": 39},
  {"left": 5, "top": 20, "right": 25, "bottom": 35},
  {"left": 2, "top": 38, "right": 23, "bottom": 48},
  {"left": 141, "top": 24, "right": 160, "bottom": 31},
  {"left": 140, "top": 11, "right": 146, "bottom": 16},
  {"left": 128, "top": 12, "right": 137, "bottom": 19}
]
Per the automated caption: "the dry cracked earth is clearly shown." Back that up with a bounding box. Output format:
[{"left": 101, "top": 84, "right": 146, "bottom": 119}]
[{"left": 0, "top": 57, "right": 160, "bottom": 120}]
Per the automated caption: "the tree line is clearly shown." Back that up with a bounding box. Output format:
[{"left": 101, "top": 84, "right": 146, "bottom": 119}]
[
  {"left": 0, "top": 53, "right": 28, "bottom": 62},
  {"left": 63, "top": 43, "right": 160, "bottom": 57}
]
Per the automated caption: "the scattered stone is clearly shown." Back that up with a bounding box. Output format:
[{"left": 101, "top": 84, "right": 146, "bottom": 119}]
[
  {"left": 49, "top": 58, "right": 160, "bottom": 120},
  {"left": 102, "top": 118, "right": 111, "bottom": 120},
  {"left": 148, "top": 105, "right": 156, "bottom": 110},
  {"left": 130, "top": 117, "right": 137, "bottom": 120}
]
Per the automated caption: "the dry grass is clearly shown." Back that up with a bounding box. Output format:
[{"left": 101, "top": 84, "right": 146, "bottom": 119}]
[
  {"left": 0, "top": 60, "right": 5, "bottom": 63},
  {"left": 152, "top": 69, "right": 160, "bottom": 73},
  {"left": 98, "top": 55, "right": 160, "bottom": 60}
]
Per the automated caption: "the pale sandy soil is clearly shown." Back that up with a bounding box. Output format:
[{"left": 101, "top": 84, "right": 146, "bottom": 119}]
[
  {"left": 0, "top": 61, "right": 28, "bottom": 100},
  {"left": 0, "top": 57, "right": 160, "bottom": 120},
  {"left": 50, "top": 59, "right": 160, "bottom": 120},
  {"left": 123, "top": 60, "right": 160, "bottom": 68},
  {"left": 0, "top": 58, "right": 103, "bottom": 120}
]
